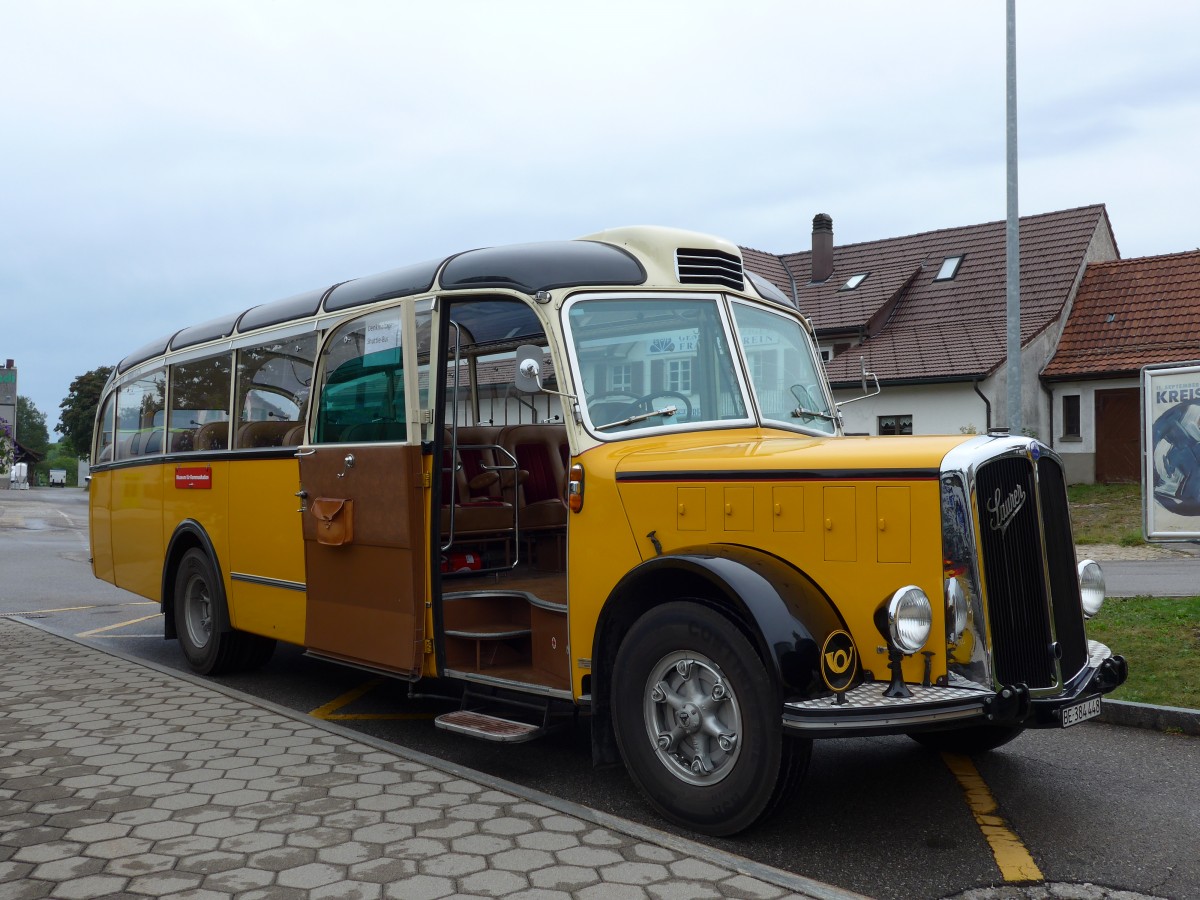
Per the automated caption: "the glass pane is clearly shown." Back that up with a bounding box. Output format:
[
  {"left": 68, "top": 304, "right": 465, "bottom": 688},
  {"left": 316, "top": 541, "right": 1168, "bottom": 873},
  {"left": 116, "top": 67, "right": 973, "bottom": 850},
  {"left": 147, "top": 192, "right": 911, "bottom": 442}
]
[
  {"left": 115, "top": 369, "right": 166, "bottom": 459},
  {"left": 170, "top": 354, "right": 232, "bottom": 453},
  {"left": 235, "top": 333, "right": 317, "bottom": 448},
  {"left": 732, "top": 304, "right": 836, "bottom": 434},
  {"left": 315, "top": 308, "right": 408, "bottom": 443},
  {"left": 567, "top": 298, "right": 747, "bottom": 435}
]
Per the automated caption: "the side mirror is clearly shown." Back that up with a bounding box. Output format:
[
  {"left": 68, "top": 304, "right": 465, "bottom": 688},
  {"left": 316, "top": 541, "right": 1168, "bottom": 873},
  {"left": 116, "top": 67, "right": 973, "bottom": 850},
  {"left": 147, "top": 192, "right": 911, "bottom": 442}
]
[{"left": 514, "top": 345, "right": 544, "bottom": 394}]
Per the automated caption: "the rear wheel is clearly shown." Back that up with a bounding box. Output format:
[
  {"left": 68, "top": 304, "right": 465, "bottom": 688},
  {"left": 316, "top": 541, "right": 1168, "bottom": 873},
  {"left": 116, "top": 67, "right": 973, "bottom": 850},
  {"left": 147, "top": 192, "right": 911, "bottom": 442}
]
[
  {"left": 611, "top": 602, "right": 810, "bottom": 836},
  {"left": 908, "top": 724, "right": 1026, "bottom": 754},
  {"left": 174, "top": 548, "right": 275, "bottom": 675}
]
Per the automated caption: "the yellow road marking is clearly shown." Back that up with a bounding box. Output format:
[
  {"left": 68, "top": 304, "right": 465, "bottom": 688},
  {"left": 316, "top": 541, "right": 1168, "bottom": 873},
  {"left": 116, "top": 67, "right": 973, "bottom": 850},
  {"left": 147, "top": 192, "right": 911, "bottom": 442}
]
[
  {"left": 942, "top": 752, "right": 1045, "bottom": 883},
  {"left": 309, "top": 677, "right": 435, "bottom": 721},
  {"left": 76, "top": 613, "right": 161, "bottom": 638}
]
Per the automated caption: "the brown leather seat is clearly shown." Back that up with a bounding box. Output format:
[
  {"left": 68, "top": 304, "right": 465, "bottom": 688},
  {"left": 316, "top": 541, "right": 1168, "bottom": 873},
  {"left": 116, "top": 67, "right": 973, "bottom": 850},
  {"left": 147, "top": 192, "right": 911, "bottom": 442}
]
[
  {"left": 236, "top": 420, "right": 293, "bottom": 449},
  {"left": 440, "top": 428, "right": 515, "bottom": 536},
  {"left": 194, "top": 421, "right": 230, "bottom": 451},
  {"left": 498, "top": 424, "right": 568, "bottom": 530}
]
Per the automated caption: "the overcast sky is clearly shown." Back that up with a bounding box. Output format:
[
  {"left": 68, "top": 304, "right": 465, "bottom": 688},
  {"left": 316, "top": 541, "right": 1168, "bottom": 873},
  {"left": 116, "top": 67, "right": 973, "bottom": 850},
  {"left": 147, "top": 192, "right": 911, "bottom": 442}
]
[{"left": 3, "top": 1, "right": 1198, "bottom": 434}]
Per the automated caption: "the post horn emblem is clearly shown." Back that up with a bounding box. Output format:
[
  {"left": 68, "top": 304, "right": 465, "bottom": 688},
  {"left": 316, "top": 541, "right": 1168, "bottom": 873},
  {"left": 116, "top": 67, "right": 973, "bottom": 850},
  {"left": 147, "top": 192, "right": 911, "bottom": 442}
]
[{"left": 820, "top": 630, "right": 858, "bottom": 694}]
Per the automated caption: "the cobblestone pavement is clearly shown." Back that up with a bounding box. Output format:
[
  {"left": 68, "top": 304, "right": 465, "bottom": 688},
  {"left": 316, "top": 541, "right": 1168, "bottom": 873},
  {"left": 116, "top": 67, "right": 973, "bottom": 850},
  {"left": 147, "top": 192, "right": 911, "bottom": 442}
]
[
  {"left": 0, "top": 618, "right": 861, "bottom": 900},
  {"left": 944, "top": 886, "right": 1167, "bottom": 899}
]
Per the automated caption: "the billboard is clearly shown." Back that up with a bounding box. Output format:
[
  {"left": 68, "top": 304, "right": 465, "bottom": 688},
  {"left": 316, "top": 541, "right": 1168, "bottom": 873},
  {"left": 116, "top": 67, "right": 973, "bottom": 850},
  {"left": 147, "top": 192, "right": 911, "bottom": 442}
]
[{"left": 1143, "top": 361, "right": 1200, "bottom": 540}]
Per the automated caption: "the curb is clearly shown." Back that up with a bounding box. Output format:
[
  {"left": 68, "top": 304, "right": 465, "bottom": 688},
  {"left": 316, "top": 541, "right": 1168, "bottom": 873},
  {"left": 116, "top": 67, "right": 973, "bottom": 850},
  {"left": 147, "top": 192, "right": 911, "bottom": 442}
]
[
  {"left": 15, "top": 617, "right": 870, "bottom": 900},
  {"left": 1097, "top": 698, "right": 1200, "bottom": 736}
]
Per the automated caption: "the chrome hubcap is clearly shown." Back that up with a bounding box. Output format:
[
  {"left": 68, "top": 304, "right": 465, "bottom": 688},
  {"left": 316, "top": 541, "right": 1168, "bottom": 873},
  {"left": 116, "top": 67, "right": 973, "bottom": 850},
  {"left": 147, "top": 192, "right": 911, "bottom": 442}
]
[
  {"left": 183, "top": 574, "right": 212, "bottom": 650},
  {"left": 643, "top": 651, "right": 742, "bottom": 785}
]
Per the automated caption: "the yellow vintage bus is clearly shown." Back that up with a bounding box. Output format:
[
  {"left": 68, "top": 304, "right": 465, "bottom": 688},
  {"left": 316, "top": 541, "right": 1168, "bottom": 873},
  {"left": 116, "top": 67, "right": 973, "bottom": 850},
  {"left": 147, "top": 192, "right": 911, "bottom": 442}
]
[{"left": 90, "top": 226, "right": 1127, "bottom": 835}]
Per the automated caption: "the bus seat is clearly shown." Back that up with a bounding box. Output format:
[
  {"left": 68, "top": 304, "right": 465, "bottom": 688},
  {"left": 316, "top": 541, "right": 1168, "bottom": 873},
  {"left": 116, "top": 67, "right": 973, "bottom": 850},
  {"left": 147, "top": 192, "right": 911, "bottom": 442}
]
[
  {"left": 498, "top": 424, "right": 568, "bottom": 530},
  {"left": 440, "top": 428, "right": 514, "bottom": 536},
  {"left": 283, "top": 423, "right": 305, "bottom": 446},
  {"left": 143, "top": 431, "right": 164, "bottom": 455},
  {"left": 236, "top": 420, "right": 292, "bottom": 448},
  {"left": 194, "top": 421, "right": 229, "bottom": 451}
]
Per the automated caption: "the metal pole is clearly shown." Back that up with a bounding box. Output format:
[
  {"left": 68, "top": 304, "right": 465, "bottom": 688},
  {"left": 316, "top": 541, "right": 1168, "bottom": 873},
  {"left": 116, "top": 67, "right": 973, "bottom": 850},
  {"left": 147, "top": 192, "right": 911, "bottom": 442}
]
[{"left": 1005, "top": 0, "right": 1022, "bottom": 433}]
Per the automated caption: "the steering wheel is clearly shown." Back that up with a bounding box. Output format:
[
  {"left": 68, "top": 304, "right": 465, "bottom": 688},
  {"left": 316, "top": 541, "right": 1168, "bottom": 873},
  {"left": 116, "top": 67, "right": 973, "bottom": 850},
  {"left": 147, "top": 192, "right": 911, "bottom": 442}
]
[
  {"left": 587, "top": 392, "right": 643, "bottom": 425},
  {"left": 638, "top": 391, "right": 693, "bottom": 421}
]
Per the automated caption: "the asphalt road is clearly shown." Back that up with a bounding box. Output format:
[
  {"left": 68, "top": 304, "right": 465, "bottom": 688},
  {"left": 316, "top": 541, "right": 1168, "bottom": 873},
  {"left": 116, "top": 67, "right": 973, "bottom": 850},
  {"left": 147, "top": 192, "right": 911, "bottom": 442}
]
[{"left": 2, "top": 488, "right": 1197, "bottom": 900}]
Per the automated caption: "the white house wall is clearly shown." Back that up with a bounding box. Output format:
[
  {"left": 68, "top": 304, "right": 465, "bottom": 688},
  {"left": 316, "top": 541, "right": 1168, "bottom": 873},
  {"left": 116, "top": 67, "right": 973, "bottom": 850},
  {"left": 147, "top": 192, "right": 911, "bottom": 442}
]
[
  {"left": 832, "top": 382, "right": 989, "bottom": 436},
  {"left": 1046, "top": 377, "right": 1138, "bottom": 484}
]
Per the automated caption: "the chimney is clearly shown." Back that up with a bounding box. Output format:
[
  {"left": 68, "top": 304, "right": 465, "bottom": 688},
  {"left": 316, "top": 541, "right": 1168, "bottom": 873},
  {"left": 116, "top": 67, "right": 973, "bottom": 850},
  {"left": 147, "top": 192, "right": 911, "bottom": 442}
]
[{"left": 811, "top": 213, "right": 833, "bottom": 283}]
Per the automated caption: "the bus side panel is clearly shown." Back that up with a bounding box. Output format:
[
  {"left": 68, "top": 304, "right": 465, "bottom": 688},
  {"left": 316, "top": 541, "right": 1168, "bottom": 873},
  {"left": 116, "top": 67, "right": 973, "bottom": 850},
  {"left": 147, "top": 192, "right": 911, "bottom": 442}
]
[
  {"left": 109, "top": 464, "right": 167, "bottom": 601},
  {"left": 227, "top": 457, "right": 307, "bottom": 645},
  {"left": 162, "top": 460, "right": 229, "bottom": 607},
  {"left": 88, "top": 470, "right": 115, "bottom": 583}
]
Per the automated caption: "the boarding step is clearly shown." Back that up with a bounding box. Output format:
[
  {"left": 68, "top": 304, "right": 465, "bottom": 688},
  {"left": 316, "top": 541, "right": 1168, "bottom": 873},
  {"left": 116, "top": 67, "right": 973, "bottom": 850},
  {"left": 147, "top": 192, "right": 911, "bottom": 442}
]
[{"left": 434, "top": 709, "right": 546, "bottom": 743}]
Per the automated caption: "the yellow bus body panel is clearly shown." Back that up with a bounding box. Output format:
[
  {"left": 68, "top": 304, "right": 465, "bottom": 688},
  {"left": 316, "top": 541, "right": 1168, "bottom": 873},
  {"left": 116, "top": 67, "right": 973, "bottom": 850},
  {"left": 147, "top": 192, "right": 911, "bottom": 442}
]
[
  {"left": 224, "top": 457, "right": 307, "bottom": 645},
  {"left": 570, "top": 429, "right": 967, "bottom": 690},
  {"left": 106, "top": 464, "right": 168, "bottom": 601}
]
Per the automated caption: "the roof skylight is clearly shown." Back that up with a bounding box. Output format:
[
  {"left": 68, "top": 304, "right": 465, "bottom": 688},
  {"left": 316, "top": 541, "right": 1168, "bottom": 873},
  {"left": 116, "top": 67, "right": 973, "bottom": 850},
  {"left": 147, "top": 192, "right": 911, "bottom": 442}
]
[
  {"left": 934, "top": 255, "right": 964, "bottom": 281},
  {"left": 841, "top": 272, "right": 869, "bottom": 290}
]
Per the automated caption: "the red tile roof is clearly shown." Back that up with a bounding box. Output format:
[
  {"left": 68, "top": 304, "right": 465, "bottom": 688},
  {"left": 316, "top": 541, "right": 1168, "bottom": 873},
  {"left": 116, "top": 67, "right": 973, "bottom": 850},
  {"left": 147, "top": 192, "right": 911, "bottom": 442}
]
[
  {"left": 1043, "top": 249, "right": 1200, "bottom": 380},
  {"left": 742, "top": 205, "right": 1114, "bottom": 384}
]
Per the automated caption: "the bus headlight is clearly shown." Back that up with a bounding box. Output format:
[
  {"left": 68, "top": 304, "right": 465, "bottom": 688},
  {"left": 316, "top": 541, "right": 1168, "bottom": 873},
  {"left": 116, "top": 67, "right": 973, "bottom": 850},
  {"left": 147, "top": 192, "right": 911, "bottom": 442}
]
[
  {"left": 945, "top": 576, "right": 968, "bottom": 644},
  {"left": 883, "top": 586, "right": 933, "bottom": 654},
  {"left": 1077, "top": 559, "right": 1105, "bottom": 618}
]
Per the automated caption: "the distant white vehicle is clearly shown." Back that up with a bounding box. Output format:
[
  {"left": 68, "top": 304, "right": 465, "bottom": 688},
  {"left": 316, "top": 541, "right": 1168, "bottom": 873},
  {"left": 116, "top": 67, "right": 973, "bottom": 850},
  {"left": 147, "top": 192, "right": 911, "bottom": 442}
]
[
  {"left": 9, "top": 462, "right": 29, "bottom": 490},
  {"left": 49, "top": 468, "right": 67, "bottom": 487}
]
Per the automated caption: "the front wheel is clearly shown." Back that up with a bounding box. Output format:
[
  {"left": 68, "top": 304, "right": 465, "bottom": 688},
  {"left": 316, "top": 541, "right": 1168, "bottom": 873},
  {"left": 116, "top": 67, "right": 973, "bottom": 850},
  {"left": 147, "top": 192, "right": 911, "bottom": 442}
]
[{"left": 611, "top": 602, "right": 810, "bottom": 836}]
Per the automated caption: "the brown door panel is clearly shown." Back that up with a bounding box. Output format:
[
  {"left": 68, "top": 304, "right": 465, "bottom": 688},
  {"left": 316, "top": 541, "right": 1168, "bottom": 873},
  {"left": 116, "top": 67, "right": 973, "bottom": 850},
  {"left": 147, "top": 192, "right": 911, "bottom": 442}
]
[{"left": 300, "top": 444, "right": 428, "bottom": 675}]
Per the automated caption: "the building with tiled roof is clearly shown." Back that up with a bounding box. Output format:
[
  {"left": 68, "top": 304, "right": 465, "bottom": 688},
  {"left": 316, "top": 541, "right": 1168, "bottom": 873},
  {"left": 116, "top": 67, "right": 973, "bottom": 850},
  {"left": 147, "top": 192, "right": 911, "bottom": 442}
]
[
  {"left": 741, "top": 206, "right": 1119, "bottom": 447},
  {"left": 1042, "top": 249, "right": 1200, "bottom": 483}
]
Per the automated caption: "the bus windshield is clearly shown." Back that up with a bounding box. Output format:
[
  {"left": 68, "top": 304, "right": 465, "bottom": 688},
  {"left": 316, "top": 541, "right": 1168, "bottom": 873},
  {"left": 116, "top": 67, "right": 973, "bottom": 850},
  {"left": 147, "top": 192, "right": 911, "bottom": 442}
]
[
  {"left": 566, "top": 297, "right": 750, "bottom": 436},
  {"left": 730, "top": 301, "right": 837, "bottom": 434}
]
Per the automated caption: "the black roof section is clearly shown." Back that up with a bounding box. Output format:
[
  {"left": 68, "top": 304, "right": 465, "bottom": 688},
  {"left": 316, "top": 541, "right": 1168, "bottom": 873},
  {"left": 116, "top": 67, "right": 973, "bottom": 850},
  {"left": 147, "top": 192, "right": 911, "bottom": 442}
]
[
  {"left": 118, "top": 332, "right": 181, "bottom": 373},
  {"left": 238, "top": 287, "right": 330, "bottom": 333},
  {"left": 439, "top": 241, "right": 646, "bottom": 294},
  {"left": 323, "top": 259, "right": 444, "bottom": 313},
  {"left": 170, "top": 311, "right": 241, "bottom": 352}
]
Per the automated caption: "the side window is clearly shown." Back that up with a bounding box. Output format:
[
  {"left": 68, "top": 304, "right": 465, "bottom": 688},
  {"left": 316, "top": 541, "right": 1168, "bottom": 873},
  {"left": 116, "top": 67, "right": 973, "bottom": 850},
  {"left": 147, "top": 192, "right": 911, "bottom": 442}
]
[
  {"left": 315, "top": 308, "right": 408, "bottom": 444},
  {"left": 878, "top": 414, "right": 913, "bottom": 435},
  {"left": 115, "top": 369, "right": 166, "bottom": 460},
  {"left": 95, "top": 392, "right": 116, "bottom": 462},
  {"left": 170, "top": 354, "right": 232, "bottom": 452},
  {"left": 234, "top": 333, "right": 317, "bottom": 448}
]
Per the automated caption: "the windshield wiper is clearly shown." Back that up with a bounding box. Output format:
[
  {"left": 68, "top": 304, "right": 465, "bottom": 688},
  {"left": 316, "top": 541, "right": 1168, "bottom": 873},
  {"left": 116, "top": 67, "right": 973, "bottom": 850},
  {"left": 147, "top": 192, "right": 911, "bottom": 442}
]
[
  {"left": 790, "top": 406, "right": 838, "bottom": 422},
  {"left": 595, "top": 405, "right": 678, "bottom": 432}
]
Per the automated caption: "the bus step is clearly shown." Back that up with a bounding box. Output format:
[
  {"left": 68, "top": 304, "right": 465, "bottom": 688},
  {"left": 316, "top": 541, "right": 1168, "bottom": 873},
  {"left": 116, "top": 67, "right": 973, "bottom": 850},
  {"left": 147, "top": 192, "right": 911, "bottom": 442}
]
[{"left": 434, "top": 709, "right": 546, "bottom": 743}]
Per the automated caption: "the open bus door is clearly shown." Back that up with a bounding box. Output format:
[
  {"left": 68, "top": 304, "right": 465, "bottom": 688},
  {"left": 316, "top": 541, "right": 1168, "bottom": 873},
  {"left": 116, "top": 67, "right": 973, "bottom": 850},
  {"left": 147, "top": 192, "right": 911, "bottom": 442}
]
[{"left": 297, "top": 302, "right": 428, "bottom": 677}]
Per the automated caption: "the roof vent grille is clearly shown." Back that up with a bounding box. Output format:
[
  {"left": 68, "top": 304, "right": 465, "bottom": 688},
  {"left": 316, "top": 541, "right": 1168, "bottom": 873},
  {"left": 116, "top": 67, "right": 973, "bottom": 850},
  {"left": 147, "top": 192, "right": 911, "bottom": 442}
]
[{"left": 676, "top": 247, "right": 744, "bottom": 290}]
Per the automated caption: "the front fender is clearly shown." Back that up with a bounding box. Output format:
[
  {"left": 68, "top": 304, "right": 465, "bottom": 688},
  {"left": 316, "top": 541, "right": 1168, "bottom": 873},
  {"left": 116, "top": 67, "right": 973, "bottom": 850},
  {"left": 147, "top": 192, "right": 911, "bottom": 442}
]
[{"left": 603, "top": 543, "right": 846, "bottom": 698}]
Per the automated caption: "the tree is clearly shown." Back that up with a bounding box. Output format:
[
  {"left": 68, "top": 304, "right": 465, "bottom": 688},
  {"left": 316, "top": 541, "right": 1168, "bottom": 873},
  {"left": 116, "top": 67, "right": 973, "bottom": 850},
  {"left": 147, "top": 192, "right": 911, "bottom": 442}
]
[
  {"left": 57, "top": 366, "right": 113, "bottom": 460},
  {"left": 16, "top": 396, "right": 49, "bottom": 457}
]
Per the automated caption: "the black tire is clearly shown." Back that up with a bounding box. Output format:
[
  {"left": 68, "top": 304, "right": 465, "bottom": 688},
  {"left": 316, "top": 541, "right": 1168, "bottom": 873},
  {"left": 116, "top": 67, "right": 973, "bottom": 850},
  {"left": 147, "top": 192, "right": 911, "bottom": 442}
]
[
  {"left": 174, "top": 548, "right": 272, "bottom": 675},
  {"left": 908, "top": 724, "right": 1026, "bottom": 755},
  {"left": 611, "top": 602, "right": 811, "bottom": 836}
]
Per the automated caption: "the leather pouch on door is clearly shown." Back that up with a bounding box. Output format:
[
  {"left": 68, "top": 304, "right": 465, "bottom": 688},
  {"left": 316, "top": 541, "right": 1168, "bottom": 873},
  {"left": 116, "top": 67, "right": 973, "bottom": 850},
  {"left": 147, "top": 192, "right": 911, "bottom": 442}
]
[{"left": 311, "top": 498, "right": 354, "bottom": 546}]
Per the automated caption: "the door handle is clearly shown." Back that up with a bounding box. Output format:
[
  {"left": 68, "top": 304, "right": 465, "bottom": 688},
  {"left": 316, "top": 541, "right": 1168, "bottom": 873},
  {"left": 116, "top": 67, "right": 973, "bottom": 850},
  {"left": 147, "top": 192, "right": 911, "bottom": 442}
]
[{"left": 337, "top": 454, "right": 356, "bottom": 479}]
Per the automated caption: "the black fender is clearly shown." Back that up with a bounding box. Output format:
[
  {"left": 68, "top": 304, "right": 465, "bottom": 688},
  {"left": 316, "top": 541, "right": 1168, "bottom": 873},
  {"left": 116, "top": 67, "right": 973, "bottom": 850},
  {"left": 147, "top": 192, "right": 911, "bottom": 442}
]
[
  {"left": 589, "top": 543, "right": 846, "bottom": 766},
  {"left": 161, "top": 520, "right": 229, "bottom": 641}
]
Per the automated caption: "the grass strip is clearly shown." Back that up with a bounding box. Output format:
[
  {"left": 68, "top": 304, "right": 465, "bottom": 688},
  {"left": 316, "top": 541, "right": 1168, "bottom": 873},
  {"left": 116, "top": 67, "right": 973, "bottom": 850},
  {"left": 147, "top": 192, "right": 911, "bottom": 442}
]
[{"left": 1086, "top": 595, "right": 1200, "bottom": 710}]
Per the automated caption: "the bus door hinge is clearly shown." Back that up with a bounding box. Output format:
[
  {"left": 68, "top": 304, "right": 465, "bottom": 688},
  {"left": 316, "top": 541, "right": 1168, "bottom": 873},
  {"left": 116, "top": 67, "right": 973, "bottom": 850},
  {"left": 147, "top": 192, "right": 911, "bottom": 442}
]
[
  {"left": 419, "top": 409, "right": 433, "bottom": 424},
  {"left": 420, "top": 472, "right": 432, "bottom": 488},
  {"left": 423, "top": 639, "right": 434, "bottom": 654}
]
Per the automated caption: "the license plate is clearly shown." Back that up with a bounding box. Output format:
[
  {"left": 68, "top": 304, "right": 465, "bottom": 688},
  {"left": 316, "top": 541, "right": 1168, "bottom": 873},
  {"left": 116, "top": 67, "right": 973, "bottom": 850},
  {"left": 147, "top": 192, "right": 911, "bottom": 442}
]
[{"left": 1061, "top": 696, "right": 1101, "bottom": 728}]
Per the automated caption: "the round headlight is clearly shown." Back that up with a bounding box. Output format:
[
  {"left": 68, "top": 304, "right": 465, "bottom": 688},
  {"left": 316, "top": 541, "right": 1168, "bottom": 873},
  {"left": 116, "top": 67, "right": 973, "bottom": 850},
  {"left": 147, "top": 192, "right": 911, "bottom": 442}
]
[
  {"left": 887, "top": 586, "right": 933, "bottom": 654},
  {"left": 1077, "top": 559, "right": 1105, "bottom": 618},
  {"left": 945, "top": 576, "right": 968, "bottom": 643}
]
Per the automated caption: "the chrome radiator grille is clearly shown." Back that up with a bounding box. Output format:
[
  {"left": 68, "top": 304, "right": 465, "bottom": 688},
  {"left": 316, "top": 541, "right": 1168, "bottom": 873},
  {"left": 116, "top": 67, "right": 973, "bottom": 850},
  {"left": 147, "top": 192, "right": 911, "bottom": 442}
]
[{"left": 975, "top": 456, "right": 1057, "bottom": 688}]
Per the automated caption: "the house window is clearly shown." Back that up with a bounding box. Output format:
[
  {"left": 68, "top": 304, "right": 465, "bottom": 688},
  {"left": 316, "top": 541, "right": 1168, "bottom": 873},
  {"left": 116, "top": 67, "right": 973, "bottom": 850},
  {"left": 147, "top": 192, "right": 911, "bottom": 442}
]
[
  {"left": 667, "top": 359, "right": 692, "bottom": 393},
  {"left": 1063, "top": 394, "right": 1081, "bottom": 439},
  {"left": 878, "top": 414, "right": 912, "bottom": 435},
  {"left": 609, "top": 364, "right": 632, "bottom": 394},
  {"left": 820, "top": 347, "right": 833, "bottom": 363},
  {"left": 841, "top": 272, "right": 869, "bottom": 291},
  {"left": 935, "top": 255, "right": 964, "bottom": 281}
]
